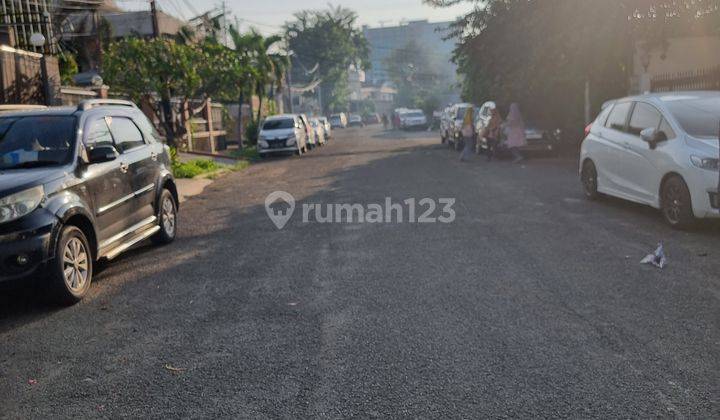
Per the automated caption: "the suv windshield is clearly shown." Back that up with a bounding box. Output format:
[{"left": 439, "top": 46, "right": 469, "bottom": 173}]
[
  {"left": 455, "top": 107, "right": 469, "bottom": 119},
  {"left": 263, "top": 119, "right": 294, "bottom": 130},
  {"left": 0, "top": 115, "right": 76, "bottom": 170},
  {"left": 407, "top": 112, "right": 425, "bottom": 118},
  {"left": 665, "top": 97, "right": 720, "bottom": 139}
]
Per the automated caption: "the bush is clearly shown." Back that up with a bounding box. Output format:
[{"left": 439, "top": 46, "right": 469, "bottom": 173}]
[
  {"left": 245, "top": 119, "right": 259, "bottom": 146},
  {"left": 172, "top": 159, "right": 221, "bottom": 178}
]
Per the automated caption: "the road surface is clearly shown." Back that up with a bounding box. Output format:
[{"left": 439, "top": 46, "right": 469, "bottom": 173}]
[{"left": 2, "top": 127, "right": 720, "bottom": 418}]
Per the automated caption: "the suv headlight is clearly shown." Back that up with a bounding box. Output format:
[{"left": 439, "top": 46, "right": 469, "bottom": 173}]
[
  {"left": 0, "top": 185, "right": 44, "bottom": 224},
  {"left": 286, "top": 134, "right": 296, "bottom": 146},
  {"left": 690, "top": 155, "right": 719, "bottom": 172},
  {"left": 258, "top": 140, "right": 269, "bottom": 149}
]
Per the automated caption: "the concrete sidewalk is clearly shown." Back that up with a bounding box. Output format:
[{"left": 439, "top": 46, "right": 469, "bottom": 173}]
[{"left": 176, "top": 177, "right": 213, "bottom": 203}]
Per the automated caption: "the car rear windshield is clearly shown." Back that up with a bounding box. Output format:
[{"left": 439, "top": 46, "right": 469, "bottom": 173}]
[
  {"left": 665, "top": 97, "right": 720, "bottom": 139},
  {"left": 456, "top": 107, "right": 469, "bottom": 119},
  {"left": 406, "top": 112, "right": 425, "bottom": 118},
  {"left": 263, "top": 119, "right": 294, "bottom": 130},
  {"left": 0, "top": 115, "right": 76, "bottom": 170}
]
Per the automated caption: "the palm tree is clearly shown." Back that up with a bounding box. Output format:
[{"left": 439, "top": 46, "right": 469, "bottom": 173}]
[{"left": 227, "top": 26, "right": 289, "bottom": 148}]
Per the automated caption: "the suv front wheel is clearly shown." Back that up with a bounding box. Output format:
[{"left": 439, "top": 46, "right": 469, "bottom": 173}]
[{"left": 48, "top": 225, "right": 93, "bottom": 304}]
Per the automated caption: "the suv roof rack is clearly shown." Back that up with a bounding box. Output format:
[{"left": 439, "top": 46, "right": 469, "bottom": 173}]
[
  {"left": 78, "top": 99, "right": 137, "bottom": 111},
  {"left": 0, "top": 104, "right": 48, "bottom": 113}
]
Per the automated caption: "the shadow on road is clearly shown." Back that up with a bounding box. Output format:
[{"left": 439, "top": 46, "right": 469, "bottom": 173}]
[{"left": 2, "top": 134, "right": 720, "bottom": 417}]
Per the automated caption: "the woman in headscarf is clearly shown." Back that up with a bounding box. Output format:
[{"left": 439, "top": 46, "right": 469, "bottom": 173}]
[
  {"left": 485, "top": 107, "right": 503, "bottom": 161},
  {"left": 459, "top": 106, "right": 476, "bottom": 162},
  {"left": 504, "top": 103, "right": 527, "bottom": 163}
]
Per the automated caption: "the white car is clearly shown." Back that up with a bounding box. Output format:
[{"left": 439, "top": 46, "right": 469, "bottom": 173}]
[
  {"left": 580, "top": 91, "right": 720, "bottom": 228},
  {"left": 257, "top": 114, "right": 309, "bottom": 156},
  {"left": 400, "top": 110, "right": 428, "bottom": 130}
]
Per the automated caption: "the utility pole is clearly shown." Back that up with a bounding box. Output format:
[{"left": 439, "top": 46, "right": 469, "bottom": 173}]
[{"left": 150, "top": 0, "right": 160, "bottom": 38}]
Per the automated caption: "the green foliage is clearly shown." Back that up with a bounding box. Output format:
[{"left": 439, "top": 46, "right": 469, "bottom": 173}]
[
  {"left": 285, "top": 6, "right": 370, "bottom": 114},
  {"left": 244, "top": 119, "right": 259, "bottom": 146},
  {"left": 430, "top": 0, "right": 720, "bottom": 137},
  {"left": 58, "top": 53, "right": 78, "bottom": 85},
  {"left": 103, "top": 38, "right": 203, "bottom": 104},
  {"left": 172, "top": 158, "right": 221, "bottom": 178},
  {"left": 355, "top": 99, "right": 376, "bottom": 118}
]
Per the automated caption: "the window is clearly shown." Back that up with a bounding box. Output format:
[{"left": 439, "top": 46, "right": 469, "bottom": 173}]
[
  {"left": 0, "top": 116, "right": 76, "bottom": 169},
  {"left": 263, "top": 118, "right": 295, "bottom": 130},
  {"left": 659, "top": 118, "right": 676, "bottom": 140},
  {"left": 85, "top": 118, "right": 114, "bottom": 150},
  {"left": 108, "top": 117, "right": 145, "bottom": 152},
  {"left": 135, "top": 114, "right": 162, "bottom": 143},
  {"left": 628, "top": 103, "right": 662, "bottom": 136},
  {"left": 664, "top": 96, "right": 720, "bottom": 139},
  {"left": 604, "top": 102, "right": 632, "bottom": 132}
]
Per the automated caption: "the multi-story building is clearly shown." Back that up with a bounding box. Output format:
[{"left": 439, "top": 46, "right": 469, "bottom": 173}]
[{"left": 362, "top": 19, "right": 456, "bottom": 86}]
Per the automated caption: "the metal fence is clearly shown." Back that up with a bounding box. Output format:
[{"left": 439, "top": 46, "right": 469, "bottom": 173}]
[{"left": 651, "top": 66, "right": 720, "bottom": 92}]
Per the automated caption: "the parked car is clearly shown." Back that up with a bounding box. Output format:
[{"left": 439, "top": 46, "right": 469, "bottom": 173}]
[
  {"left": 475, "top": 101, "right": 561, "bottom": 156},
  {"left": 440, "top": 106, "right": 453, "bottom": 143},
  {"left": 329, "top": 113, "right": 347, "bottom": 129},
  {"left": 0, "top": 99, "right": 179, "bottom": 304},
  {"left": 399, "top": 109, "right": 428, "bottom": 130},
  {"left": 348, "top": 114, "right": 364, "bottom": 127},
  {"left": 257, "top": 114, "right": 309, "bottom": 156},
  {"left": 447, "top": 103, "right": 475, "bottom": 151},
  {"left": 363, "top": 113, "right": 381, "bottom": 125},
  {"left": 309, "top": 118, "right": 327, "bottom": 146},
  {"left": 580, "top": 91, "right": 720, "bottom": 228},
  {"left": 318, "top": 116, "right": 332, "bottom": 140}
]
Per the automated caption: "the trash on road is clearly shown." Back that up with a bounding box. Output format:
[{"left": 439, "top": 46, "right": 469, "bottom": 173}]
[
  {"left": 641, "top": 242, "right": 667, "bottom": 269},
  {"left": 163, "top": 364, "right": 186, "bottom": 374}
]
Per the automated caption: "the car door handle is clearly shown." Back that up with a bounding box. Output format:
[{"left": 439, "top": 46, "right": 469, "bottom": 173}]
[{"left": 119, "top": 162, "right": 129, "bottom": 173}]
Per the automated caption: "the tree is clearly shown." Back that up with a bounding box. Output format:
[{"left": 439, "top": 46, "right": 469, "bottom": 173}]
[
  {"left": 285, "top": 6, "right": 370, "bottom": 114},
  {"left": 384, "top": 40, "right": 449, "bottom": 109},
  {"left": 426, "top": 0, "right": 720, "bottom": 137},
  {"left": 103, "top": 38, "right": 203, "bottom": 145},
  {"left": 225, "top": 26, "right": 285, "bottom": 148}
]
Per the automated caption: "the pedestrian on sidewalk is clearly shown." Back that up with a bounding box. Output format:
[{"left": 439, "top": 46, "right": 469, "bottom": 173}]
[
  {"left": 459, "top": 107, "right": 476, "bottom": 162},
  {"left": 485, "top": 107, "right": 503, "bottom": 161},
  {"left": 504, "top": 103, "right": 527, "bottom": 164},
  {"left": 382, "top": 113, "right": 389, "bottom": 130}
]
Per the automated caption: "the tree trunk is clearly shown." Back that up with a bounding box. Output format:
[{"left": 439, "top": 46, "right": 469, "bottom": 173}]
[
  {"left": 237, "top": 91, "right": 245, "bottom": 151},
  {"left": 256, "top": 94, "right": 263, "bottom": 123},
  {"left": 161, "top": 93, "right": 175, "bottom": 147}
]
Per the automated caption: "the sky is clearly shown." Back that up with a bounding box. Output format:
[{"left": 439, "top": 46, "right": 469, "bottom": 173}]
[{"left": 117, "top": 0, "right": 474, "bottom": 34}]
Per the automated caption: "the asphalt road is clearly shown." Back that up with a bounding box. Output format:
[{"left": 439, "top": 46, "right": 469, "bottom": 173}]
[{"left": 2, "top": 127, "right": 720, "bottom": 418}]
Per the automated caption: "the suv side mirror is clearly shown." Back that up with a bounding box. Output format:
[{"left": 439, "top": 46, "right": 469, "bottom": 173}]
[
  {"left": 640, "top": 128, "right": 668, "bottom": 150},
  {"left": 87, "top": 145, "right": 118, "bottom": 164}
]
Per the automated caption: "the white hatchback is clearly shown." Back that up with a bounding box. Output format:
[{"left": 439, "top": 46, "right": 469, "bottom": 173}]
[{"left": 580, "top": 91, "right": 720, "bottom": 228}]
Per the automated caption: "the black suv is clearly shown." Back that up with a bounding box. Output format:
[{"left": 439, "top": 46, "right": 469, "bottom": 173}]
[{"left": 0, "top": 100, "right": 179, "bottom": 304}]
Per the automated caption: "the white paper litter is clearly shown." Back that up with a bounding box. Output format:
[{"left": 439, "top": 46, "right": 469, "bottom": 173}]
[{"left": 641, "top": 242, "right": 667, "bottom": 269}]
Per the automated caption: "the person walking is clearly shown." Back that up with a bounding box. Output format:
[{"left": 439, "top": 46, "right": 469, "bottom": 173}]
[
  {"left": 381, "top": 113, "right": 389, "bottom": 130},
  {"left": 504, "top": 103, "right": 527, "bottom": 164},
  {"left": 485, "top": 107, "right": 503, "bottom": 161},
  {"left": 459, "top": 107, "right": 476, "bottom": 162}
]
